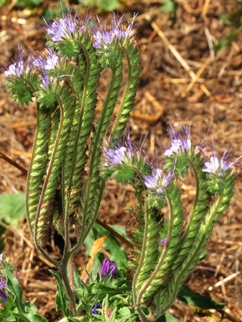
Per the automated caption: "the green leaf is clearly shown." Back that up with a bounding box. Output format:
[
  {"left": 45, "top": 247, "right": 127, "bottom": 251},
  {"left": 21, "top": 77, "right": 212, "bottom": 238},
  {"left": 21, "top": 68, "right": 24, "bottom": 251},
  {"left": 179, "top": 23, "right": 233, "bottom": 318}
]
[
  {"left": 2, "top": 268, "right": 25, "bottom": 312},
  {"left": 177, "top": 284, "right": 225, "bottom": 310},
  {"left": 154, "top": 313, "right": 179, "bottom": 322},
  {"left": 0, "top": 193, "right": 25, "bottom": 225},
  {"left": 49, "top": 269, "right": 71, "bottom": 316}
]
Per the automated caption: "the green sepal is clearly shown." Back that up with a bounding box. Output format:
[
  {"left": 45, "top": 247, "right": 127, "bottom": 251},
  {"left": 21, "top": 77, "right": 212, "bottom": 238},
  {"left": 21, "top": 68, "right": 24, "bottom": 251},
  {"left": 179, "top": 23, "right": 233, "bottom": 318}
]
[
  {"left": 52, "top": 38, "right": 80, "bottom": 58},
  {"left": 108, "top": 164, "right": 136, "bottom": 184},
  {"left": 164, "top": 154, "right": 189, "bottom": 177},
  {"left": 206, "top": 171, "right": 233, "bottom": 195},
  {"left": 5, "top": 77, "right": 33, "bottom": 106},
  {"left": 96, "top": 40, "right": 122, "bottom": 69},
  {"left": 145, "top": 191, "right": 165, "bottom": 211},
  {"left": 35, "top": 89, "right": 57, "bottom": 108}
]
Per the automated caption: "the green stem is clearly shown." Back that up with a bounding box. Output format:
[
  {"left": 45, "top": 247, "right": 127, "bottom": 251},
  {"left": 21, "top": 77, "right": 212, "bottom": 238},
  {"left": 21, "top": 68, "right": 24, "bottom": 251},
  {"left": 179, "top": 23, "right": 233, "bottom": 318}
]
[
  {"left": 58, "top": 256, "right": 76, "bottom": 316},
  {"left": 132, "top": 199, "right": 149, "bottom": 304},
  {"left": 162, "top": 193, "right": 227, "bottom": 313},
  {"left": 77, "top": 54, "right": 123, "bottom": 248},
  {"left": 136, "top": 307, "right": 150, "bottom": 322},
  {"left": 135, "top": 192, "right": 173, "bottom": 306},
  {"left": 26, "top": 105, "right": 51, "bottom": 235}
]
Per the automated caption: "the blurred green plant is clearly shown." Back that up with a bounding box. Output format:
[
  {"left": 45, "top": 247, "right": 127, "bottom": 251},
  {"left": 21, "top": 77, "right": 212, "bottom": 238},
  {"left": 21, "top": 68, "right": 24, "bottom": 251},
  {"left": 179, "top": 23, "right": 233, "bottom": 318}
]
[
  {"left": 0, "top": 193, "right": 25, "bottom": 226},
  {"left": 78, "top": 0, "right": 120, "bottom": 12},
  {"left": 215, "top": 5, "right": 242, "bottom": 51},
  {"left": 160, "top": 0, "right": 176, "bottom": 13},
  {"left": 0, "top": 258, "right": 47, "bottom": 321},
  {"left": 0, "top": 0, "right": 42, "bottom": 8}
]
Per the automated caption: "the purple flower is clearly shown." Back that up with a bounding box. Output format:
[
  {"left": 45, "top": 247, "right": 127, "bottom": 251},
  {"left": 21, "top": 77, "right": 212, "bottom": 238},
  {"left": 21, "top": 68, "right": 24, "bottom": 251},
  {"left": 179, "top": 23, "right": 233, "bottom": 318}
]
[
  {"left": 144, "top": 167, "right": 173, "bottom": 194},
  {"left": 203, "top": 151, "right": 234, "bottom": 176},
  {"left": 104, "top": 146, "right": 126, "bottom": 165},
  {"left": 92, "top": 13, "right": 137, "bottom": 49},
  {"left": 100, "top": 259, "right": 117, "bottom": 278},
  {"left": 31, "top": 49, "right": 59, "bottom": 71},
  {"left": 164, "top": 125, "right": 191, "bottom": 157},
  {"left": 104, "top": 134, "right": 134, "bottom": 166},
  {"left": 45, "top": 14, "right": 78, "bottom": 41},
  {"left": 112, "top": 13, "right": 137, "bottom": 40},
  {"left": 91, "top": 303, "right": 102, "bottom": 315},
  {"left": 93, "top": 29, "right": 115, "bottom": 50},
  {"left": 4, "top": 49, "right": 24, "bottom": 77}
]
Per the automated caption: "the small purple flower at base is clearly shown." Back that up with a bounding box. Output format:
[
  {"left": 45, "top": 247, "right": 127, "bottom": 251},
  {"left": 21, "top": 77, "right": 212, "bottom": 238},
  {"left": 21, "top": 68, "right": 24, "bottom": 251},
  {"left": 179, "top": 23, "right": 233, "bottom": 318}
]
[
  {"left": 0, "top": 264, "right": 7, "bottom": 304},
  {"left": 100, "top": 258, "right": 117, "bottom": 278},
  {"left": 91, "top": 303, "right": 102, "bottom": 315},
  {"left": 0, "top": 288, "right": 7, "bottom": 304}
]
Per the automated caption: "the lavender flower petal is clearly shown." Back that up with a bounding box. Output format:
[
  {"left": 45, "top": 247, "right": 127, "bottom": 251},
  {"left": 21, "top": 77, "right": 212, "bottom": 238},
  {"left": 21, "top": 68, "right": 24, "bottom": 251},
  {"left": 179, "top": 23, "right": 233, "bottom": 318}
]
[
  {"left": 4, "top": 49, "right": 24, "bottom": 77},
  {"left": 100, "top": 258, "right": 117, "bottom": 278}
]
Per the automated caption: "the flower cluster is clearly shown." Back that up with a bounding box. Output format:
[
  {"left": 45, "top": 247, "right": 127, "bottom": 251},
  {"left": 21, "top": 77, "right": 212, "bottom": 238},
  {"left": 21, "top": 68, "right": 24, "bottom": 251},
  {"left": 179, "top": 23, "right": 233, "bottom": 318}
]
[
  {"left": 4, "top": 48, "right": 25, "bottom": 78},
  {"left": 104, "top": 136, "right": 133, "bottom": 166},
  {"left": 144, "top": 168, "right": 174, "bottom": 194},
  {"left": 103, "top": 128, "right": 240, "bottom": 198},
  {"left": 45, "top": 14, "right": 80, "bottom": 41},
  {"left": 4, "top": 12, "right": 137, "bottom": 91},
  {"left": 164, "top": 125, "right": 191, "bottom": 157},
  {"left": 93, "top": 13, "right": 137, "bottom": 49},
  {"left": 203, "top": 151, "right": 233, "bottom": 176}
]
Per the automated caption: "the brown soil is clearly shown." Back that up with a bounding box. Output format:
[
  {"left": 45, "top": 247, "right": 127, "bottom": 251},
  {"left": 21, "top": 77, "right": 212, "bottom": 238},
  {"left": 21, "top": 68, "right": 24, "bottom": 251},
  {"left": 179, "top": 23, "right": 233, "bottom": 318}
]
[{"left": 0, "top": 0, "right": 242, "bottom": 321}]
